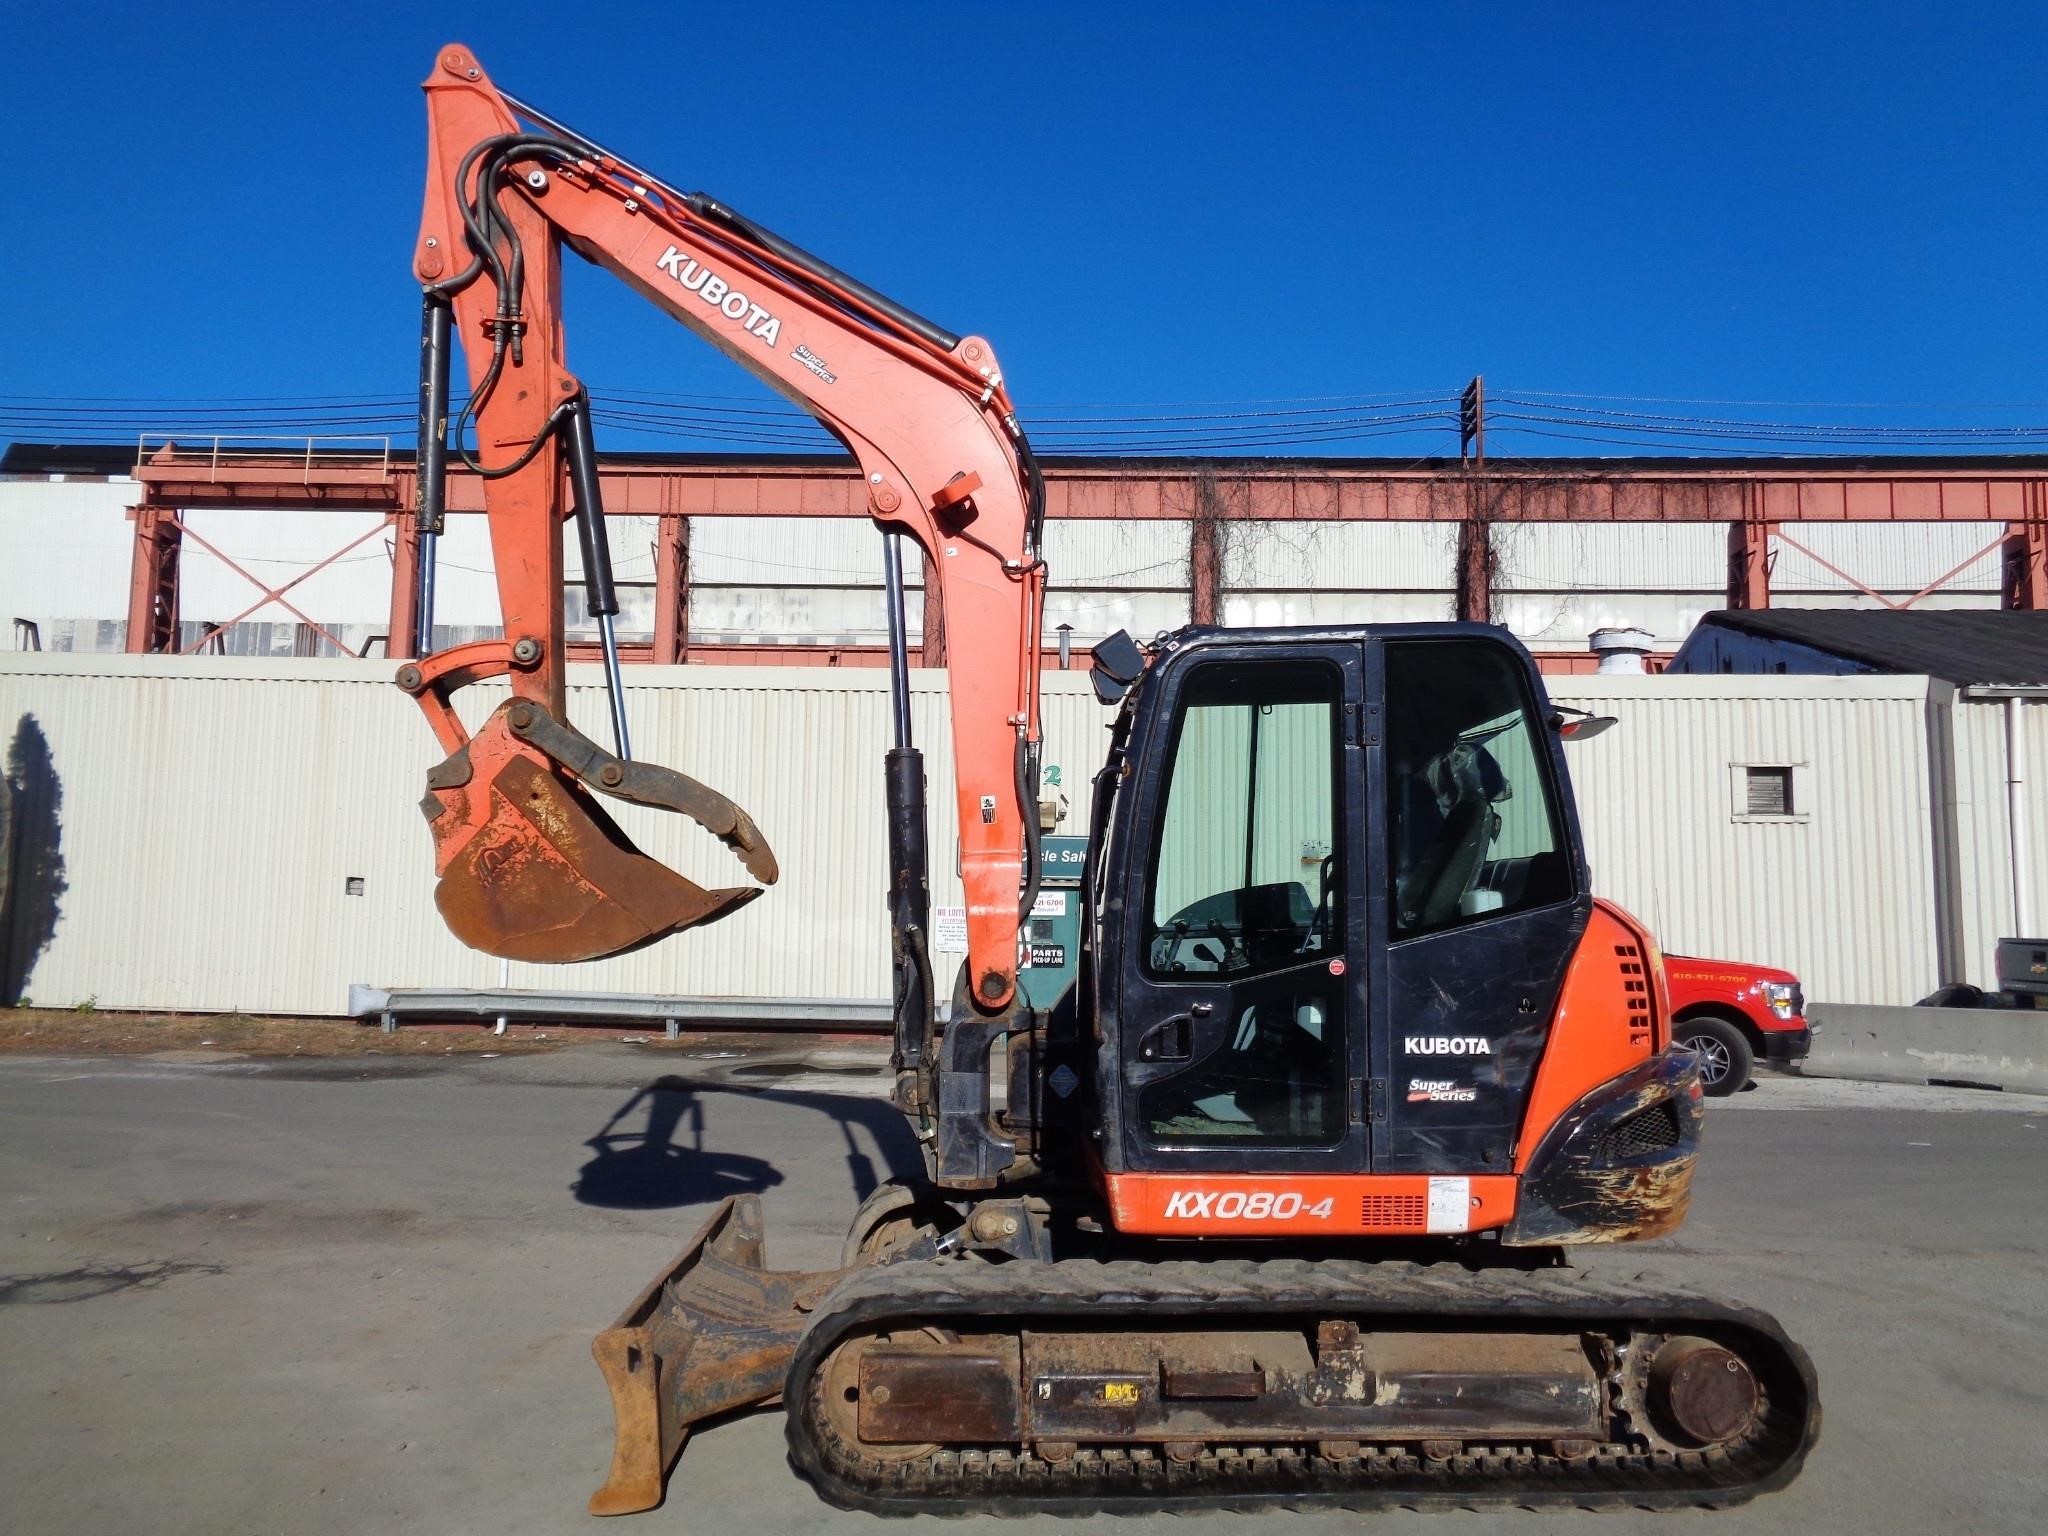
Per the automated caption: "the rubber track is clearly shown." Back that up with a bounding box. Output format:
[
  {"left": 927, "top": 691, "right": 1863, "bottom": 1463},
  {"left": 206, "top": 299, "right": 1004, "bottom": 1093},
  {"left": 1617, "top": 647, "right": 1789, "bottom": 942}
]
[{"left": 784, "top": 1257, "right": 1820, "bottom": 1516}]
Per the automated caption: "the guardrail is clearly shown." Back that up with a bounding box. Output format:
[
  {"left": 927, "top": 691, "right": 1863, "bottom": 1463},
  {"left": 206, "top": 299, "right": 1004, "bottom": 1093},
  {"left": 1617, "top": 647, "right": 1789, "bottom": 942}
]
[
  {"left": 1803, "top": 1003, "right": 2047, "bottom": 1095},
  {"left": 347, "top": 984, "right": 893, "bottom": 1037},
  {"left": 136, "top": 434, "right": 394, "bottom": 482}
]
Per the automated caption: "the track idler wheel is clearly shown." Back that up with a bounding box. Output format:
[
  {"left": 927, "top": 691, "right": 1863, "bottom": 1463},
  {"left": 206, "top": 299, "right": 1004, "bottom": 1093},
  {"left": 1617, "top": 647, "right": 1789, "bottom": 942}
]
[
  {"left": 1646, "top": 1337, "right": 1760, "bottom": 1447},
  {"left": 817, "top": 1329, "right": 959, "bottom": 1464}
]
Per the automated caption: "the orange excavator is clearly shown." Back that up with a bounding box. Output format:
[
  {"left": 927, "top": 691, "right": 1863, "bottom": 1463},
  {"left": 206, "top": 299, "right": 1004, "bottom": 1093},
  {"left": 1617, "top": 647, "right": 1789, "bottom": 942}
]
[{"left": 401, "top": 46, "right": 1818, "bottom": 1518}]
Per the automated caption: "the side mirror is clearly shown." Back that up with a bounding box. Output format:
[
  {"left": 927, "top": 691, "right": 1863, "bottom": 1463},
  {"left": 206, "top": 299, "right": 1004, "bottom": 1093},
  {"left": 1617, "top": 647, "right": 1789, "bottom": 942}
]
[
  {"left": 1553, "top": 707, "right": 1618, "bottom": 742},
  {"left": 1089, "top": 629, "right": 1147, "bottom": 704}
]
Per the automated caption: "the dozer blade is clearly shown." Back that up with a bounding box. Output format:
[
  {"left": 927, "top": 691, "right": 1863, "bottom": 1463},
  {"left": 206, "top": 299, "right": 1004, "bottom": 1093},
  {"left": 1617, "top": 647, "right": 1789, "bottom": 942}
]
[
  {"left": 588, "top": 1194, "right": 855, "bottom": 1517},
  {"left": 421, "top": 704, "right": 774, "bottom": 964}
]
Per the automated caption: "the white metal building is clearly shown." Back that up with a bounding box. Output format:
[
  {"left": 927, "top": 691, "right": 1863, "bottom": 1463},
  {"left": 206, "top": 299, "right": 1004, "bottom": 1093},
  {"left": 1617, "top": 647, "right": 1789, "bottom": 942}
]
[
  {"left": 0, "top": 468, "right": 2010, "bottom": 662},
  {"left": 2, "top": 652, "right": 2038, "bottom": 1016}
]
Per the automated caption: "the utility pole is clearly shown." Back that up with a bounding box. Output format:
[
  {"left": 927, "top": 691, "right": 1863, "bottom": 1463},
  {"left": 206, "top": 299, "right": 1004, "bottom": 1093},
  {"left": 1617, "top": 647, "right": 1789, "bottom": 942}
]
[
  {"left": 1459, "top": 375, "right": 1486, "bottom": 468},
  {"left": 1456, "top": 376, "right": 1494, "bottom": 624}
]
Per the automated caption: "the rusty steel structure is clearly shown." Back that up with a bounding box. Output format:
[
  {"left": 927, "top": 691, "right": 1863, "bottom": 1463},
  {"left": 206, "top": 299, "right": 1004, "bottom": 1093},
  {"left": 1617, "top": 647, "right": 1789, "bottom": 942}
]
[{"left": 121, "top": 447, "right": 2048, "bottom": 667}]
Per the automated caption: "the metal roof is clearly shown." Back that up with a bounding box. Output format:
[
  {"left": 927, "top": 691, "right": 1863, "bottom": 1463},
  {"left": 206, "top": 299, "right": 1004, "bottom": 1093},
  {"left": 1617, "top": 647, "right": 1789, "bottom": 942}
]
[{"left": 1688, "top": 608, "right": 2048, "bottom": 686}]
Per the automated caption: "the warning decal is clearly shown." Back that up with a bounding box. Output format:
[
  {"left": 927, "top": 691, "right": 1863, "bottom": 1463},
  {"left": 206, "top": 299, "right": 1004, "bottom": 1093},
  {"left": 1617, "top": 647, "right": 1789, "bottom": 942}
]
[{"left": 1426, "top": 1176, "right": 1472, "bottom": 1234}]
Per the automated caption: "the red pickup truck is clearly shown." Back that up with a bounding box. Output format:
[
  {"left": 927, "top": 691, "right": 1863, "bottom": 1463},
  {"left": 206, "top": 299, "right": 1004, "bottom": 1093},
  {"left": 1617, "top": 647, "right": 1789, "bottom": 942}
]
[{"left": 1663, "top": 955, "right": 1810, "bottom": 1096}]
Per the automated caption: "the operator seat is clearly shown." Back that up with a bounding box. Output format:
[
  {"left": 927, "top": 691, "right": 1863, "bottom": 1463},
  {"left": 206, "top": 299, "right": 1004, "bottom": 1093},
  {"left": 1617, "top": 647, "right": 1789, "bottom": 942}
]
[{"left": 1396, "top": 741, "right": 1509, "bottom": 930}]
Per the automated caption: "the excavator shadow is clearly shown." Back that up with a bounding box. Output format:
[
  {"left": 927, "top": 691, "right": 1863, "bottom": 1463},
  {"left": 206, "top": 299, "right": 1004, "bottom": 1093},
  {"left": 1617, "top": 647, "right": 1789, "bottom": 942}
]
[{"left": 572, "top": 1073, "right": 921, "bottom": 1212}]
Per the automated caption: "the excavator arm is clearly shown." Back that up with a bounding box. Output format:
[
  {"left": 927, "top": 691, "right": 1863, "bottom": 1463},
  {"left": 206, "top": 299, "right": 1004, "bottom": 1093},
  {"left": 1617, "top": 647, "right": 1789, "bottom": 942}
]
[{"left": 405, "top": 45, "right": 1046, "bottom": 1009}]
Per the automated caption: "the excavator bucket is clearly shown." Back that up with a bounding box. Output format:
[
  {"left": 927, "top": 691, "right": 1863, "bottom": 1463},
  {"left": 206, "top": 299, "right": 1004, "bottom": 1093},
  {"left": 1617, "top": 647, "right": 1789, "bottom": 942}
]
[
  {"left": 588, "top": 1194, "right": 854, "bottom": 1516},
  {"left": 420, "top": 704, "right": 777, "bottom": 964},
  {"left": 432, "top": 753, "right": 760, "bottom": 963}
]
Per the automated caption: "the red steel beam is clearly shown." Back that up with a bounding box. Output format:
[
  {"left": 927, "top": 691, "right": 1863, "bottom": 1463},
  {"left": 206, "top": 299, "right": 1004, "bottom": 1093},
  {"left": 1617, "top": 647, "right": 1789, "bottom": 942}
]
[
  {"left": 124, "top": 503, "right": 181, "bottom": 653},
  {"left": 2005, "top": 518, "right": 2048, "bottom": 610},
  {"left": 568, "top": 641, "right": 1653, "bottom": 676},
  {"left": 123, "top": 450, "right": 2048, "bottom": 658},
  {"left": 388, "top": 510, "right": 420, "bottom": 659},
  {"left": 439, "top": 462, "right": 2047, "bottom": 522},
  {"left": 1189, "top": 516, "right": 1222, "bottom": 624},
  {"left": 1455, "top": 518, "right": 1495, "bottom": 624},
  {"left": 567, "top": 640, "right": 1090, "bottom": 669},
  {"left": 131, "top": 453, "right": 2048, "bottom": 523},
  {"left": 1188, "top": 473, "right": 1230, "bottom": 624},
  {"left": 1727, "top": 513, "right": 1772, "bottom": 610},
  {"left": 651, "top": 513, "right": 690, "bottom": 664}
]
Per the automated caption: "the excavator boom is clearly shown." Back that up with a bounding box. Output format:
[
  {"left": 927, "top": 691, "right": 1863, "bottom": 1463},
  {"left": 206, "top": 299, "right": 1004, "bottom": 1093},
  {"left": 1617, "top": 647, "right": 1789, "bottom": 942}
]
[{"left": 405, "top": 44, "right": 1045, "bottom": 993}]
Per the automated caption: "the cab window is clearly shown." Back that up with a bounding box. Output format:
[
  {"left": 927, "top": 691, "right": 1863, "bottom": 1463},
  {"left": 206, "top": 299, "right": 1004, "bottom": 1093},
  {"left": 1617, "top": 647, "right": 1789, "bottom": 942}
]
[
  {"left": 1145, "top": 661, "right": 1343, "bottom": 979},
  {"left": 1383, "top": 640, "right": 1573, "bottom": 939},
  {"left": 1139, "top": 659, "right": 1346, "bottom": 1148}
]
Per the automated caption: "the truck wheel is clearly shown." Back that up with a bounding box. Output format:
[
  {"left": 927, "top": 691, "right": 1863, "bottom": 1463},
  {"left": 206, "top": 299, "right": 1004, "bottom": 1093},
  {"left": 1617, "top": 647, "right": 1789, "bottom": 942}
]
[{"left": 1675, "top": 1016, "right": 1753, "bottom": 1097}]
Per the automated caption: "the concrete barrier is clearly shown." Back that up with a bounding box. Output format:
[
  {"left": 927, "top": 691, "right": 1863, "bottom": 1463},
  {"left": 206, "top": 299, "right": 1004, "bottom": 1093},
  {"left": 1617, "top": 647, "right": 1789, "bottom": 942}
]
[{"left": 1803, "top": 1003, "right": 2048, "bottom": 1095}]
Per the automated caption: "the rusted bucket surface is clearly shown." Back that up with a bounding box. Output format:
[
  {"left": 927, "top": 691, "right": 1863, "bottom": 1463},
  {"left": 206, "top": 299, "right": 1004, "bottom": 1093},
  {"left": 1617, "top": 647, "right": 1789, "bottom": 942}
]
[{"left": 421, "top": 708, "right": 769, "bottom": 964}]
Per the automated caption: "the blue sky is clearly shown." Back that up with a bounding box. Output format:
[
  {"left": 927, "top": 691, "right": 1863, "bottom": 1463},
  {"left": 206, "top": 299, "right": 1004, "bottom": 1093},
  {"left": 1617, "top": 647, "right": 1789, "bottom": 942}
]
[{"left": 5, "top": 1, "right": 2045, "bottom": 456}]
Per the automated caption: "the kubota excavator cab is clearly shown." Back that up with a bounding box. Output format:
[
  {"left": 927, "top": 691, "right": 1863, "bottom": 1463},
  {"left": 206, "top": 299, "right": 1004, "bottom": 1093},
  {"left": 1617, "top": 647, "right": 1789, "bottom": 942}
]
[{"left": 1008, "top": 622, "right": 1702, "bottom": 1248}]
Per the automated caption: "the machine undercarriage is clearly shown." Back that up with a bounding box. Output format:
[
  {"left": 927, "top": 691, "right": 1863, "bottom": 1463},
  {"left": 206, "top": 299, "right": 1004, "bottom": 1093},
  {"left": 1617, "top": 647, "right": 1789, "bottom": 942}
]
[{"left": 589, "top": 1192, "right": 1817, "bottom": 1517}]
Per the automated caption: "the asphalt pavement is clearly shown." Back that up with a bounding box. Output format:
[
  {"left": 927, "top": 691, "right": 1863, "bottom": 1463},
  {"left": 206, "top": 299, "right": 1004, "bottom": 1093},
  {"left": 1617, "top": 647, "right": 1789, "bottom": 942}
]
[{"left": 1, "top": 1043, "right": 2043, "bottom": 1536}]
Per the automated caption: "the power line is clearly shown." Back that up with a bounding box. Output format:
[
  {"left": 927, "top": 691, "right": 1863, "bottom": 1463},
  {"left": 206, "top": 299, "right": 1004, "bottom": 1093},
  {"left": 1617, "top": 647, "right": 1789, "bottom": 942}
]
[
  {"left": 1490, "top": 398, "right": 2048, "bottom": 440},
  {"left": 10, "top": 382, "right": 2048, "bottom": 458},
  {"left": 1505, "top": 388, "right": 2048, "bottom": 410},
  {"left": 1486, "top": 425, "right": 1848, "bottom": 457}
]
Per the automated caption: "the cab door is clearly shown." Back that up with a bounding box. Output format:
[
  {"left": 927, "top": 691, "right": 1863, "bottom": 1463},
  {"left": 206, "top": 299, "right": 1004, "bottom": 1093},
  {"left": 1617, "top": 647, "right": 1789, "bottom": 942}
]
[
  {"left": 1372, "top": 634, "right": 1591, "bottom": 1174},
  {"left": 1110, "top": 644, "right": 1369, "bottom": 1175}
]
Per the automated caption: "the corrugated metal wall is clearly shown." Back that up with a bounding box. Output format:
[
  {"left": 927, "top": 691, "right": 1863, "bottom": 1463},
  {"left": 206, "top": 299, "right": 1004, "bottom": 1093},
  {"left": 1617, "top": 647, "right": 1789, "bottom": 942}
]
[
  {"left": 1550, "top": 674, "right": 1946, "bottom": 1004},
  {"left": 1494, "top": 523, "right": 1727, "bottom": 650},
  {"left": 0, "top": 655, "right": 1111, "bottom": 1014},
  {"left": 1042, "top": 520, "right": 1191, "bottom": 645},
  {"left": 688, "top": 515, "right": 898, "bottom": 646},
  {"left": 1222, "top": 521, "right": 1454, "bottom": 591},
  {"left": 1773, "top": 521, "right": 2004, "bottom": 601},
  {"left": 1950, "top": 696, "right": 2048, "bottom": 986},
  {"left": 0, "top": 479, "right": 135, "bottom": 622},
  {"left": 1, "top": 655, "right": 2031, "bottom": 1014},
  {"left": 1219, "top": 521, "right": 1456, "bottom": 631}
]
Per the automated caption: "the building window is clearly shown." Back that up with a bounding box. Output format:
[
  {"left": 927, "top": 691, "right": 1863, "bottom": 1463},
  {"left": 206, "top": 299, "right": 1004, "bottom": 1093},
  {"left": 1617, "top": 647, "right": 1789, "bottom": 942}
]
[
  {"left": 1732, "top": 763, "right": 1805, "bottom": 822},
  {"left": 1746, "top": 766, "right": 1794, "bottom": 816}
]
